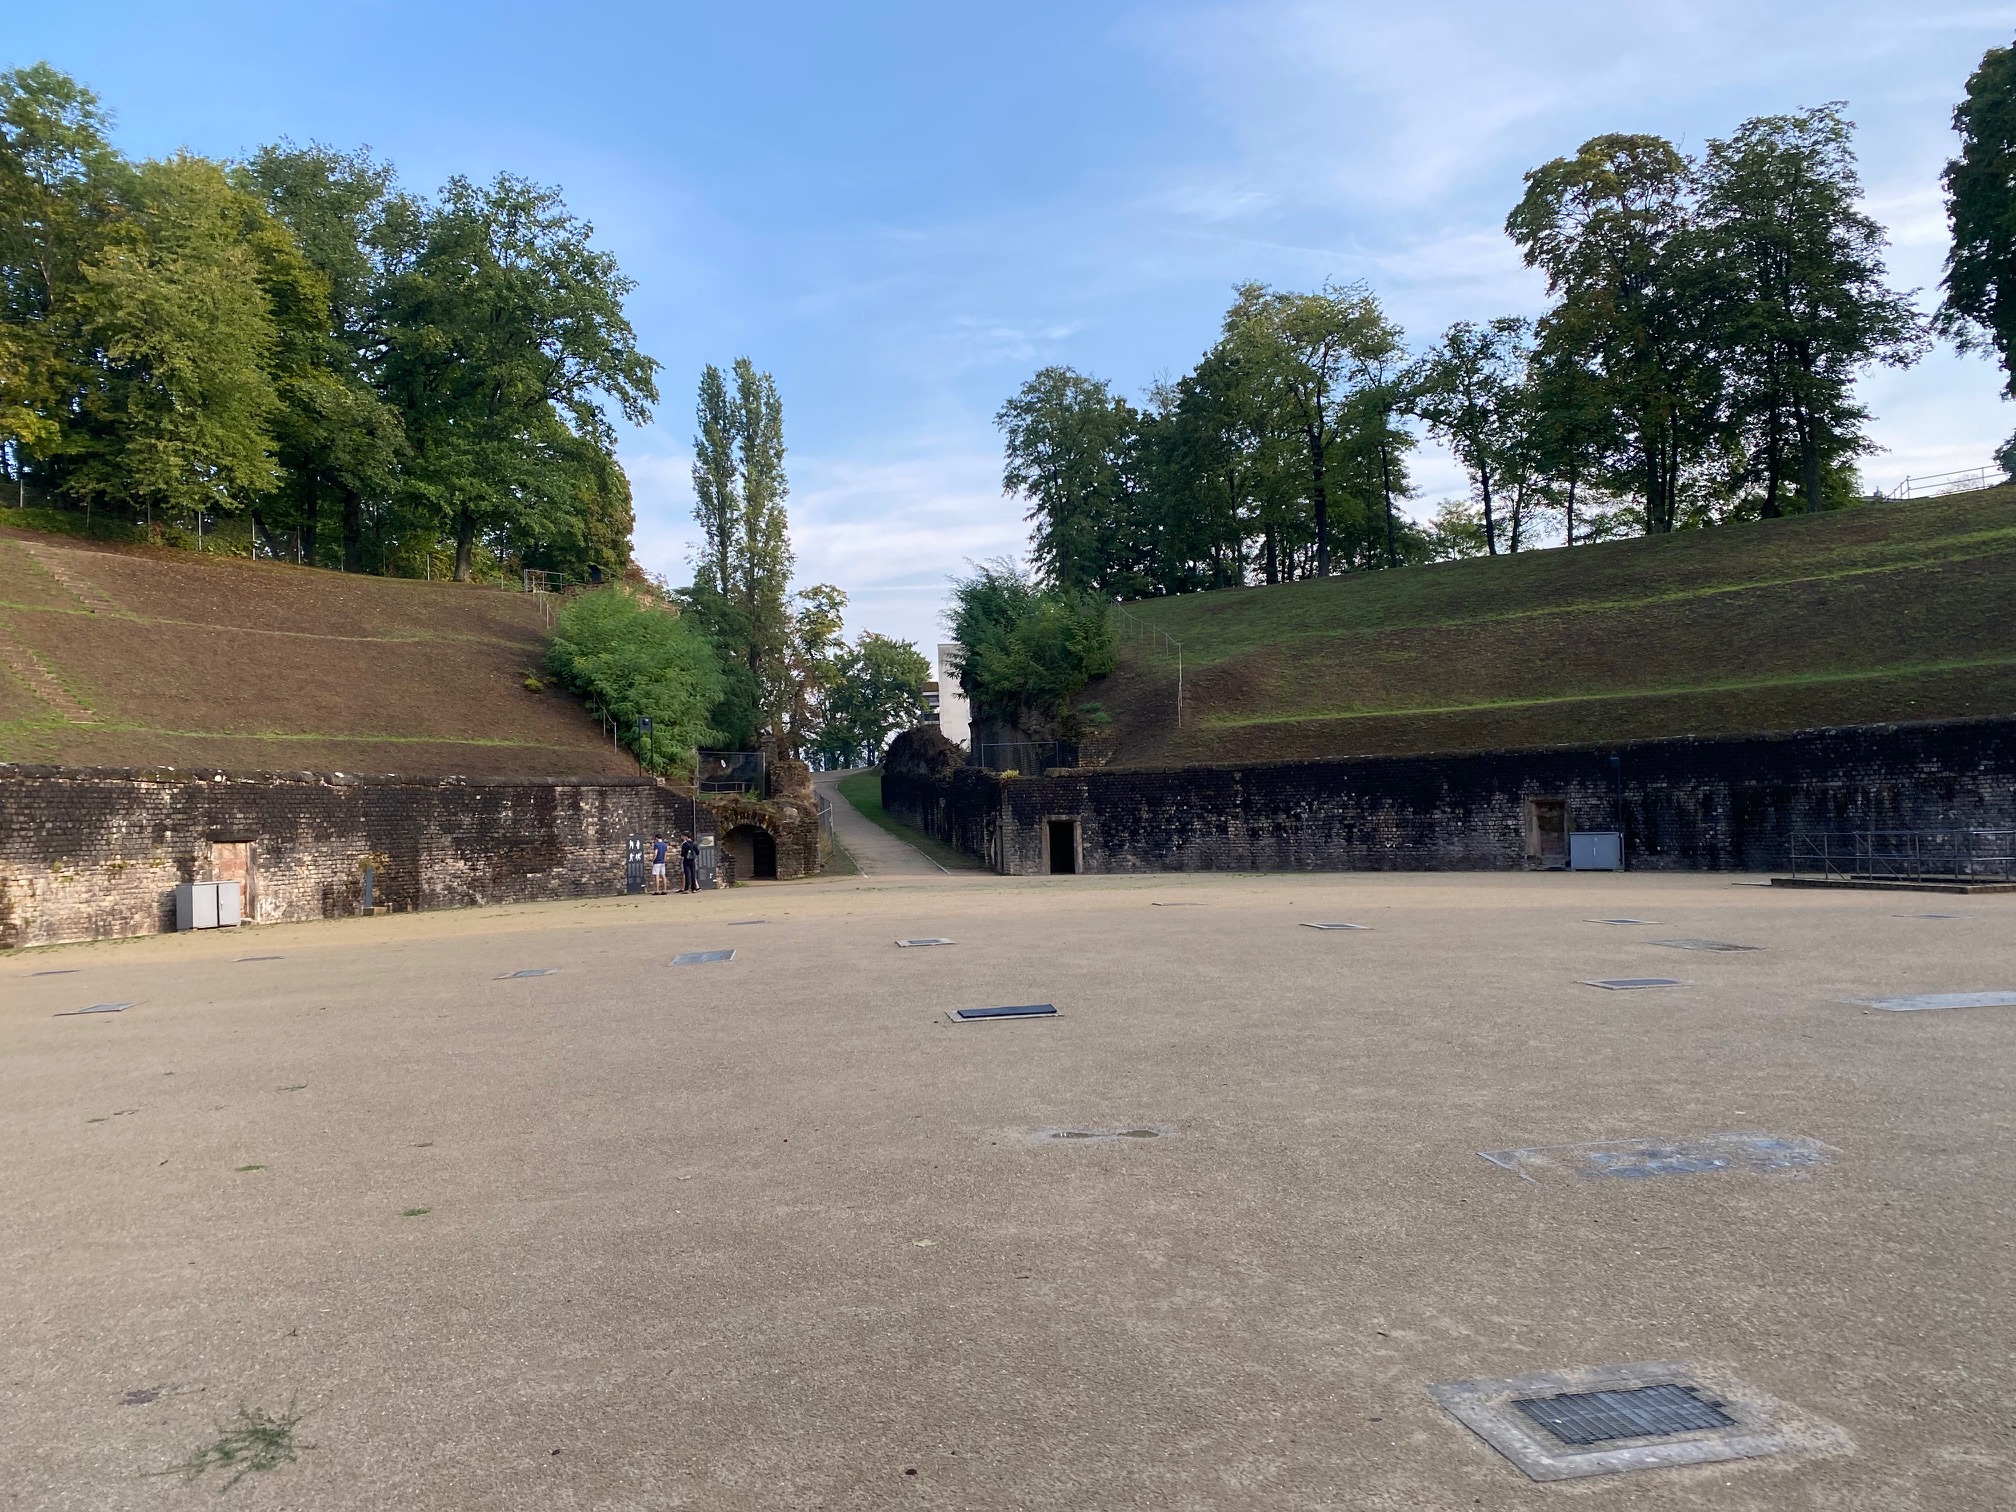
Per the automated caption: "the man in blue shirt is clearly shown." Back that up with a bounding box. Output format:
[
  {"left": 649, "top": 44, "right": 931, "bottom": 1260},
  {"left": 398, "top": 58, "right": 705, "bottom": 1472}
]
[{"left": 651, "top": 833, "right": 669, "bottom": 895}]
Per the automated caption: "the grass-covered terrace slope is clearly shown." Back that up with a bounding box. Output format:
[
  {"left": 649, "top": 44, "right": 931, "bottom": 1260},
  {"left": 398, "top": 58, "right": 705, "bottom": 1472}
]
[
  {"left": 0, "top": 521, "right": 638, "bottom": 778},
  {"left": 1092, "top": 486, "right": 2016, "bottom": 768}
]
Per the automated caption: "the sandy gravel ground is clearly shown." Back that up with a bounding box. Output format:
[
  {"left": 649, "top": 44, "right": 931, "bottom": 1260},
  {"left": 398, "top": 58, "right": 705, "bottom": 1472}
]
[{"left": 3, "top": 870, "right": 2013, "bottom": 1510}]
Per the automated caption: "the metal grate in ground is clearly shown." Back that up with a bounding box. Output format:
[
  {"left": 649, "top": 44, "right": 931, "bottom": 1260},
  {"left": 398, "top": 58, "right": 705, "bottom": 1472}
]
[
  {"left": 1512, "top": 1384, "right": 1733, "bottom": 1445},
  {"left": 671, "top": 950, "right": 736, "bottom": 966}
]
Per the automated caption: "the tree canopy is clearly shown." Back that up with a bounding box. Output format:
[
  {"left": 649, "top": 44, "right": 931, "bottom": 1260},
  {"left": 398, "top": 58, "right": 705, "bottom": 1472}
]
[{"left": 0, "top": 63, "right": 651, "bottom": 582}]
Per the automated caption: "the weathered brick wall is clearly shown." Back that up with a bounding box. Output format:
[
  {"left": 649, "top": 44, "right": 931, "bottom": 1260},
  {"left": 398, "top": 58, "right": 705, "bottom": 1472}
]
[
  {"left": 884, "top": 718, "right": 2016, "bottom": 876},
  {"left": 883, "top": 728, "right": 1003, "bottom": 865},
  {"left": 0, "top": 765, "right": 734, "bottom": 949}
]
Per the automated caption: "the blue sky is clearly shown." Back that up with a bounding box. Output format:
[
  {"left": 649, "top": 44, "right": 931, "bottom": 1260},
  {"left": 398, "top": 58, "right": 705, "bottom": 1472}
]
[{"left": 11, "top": 2, "right": 2013, "bottom": 651}]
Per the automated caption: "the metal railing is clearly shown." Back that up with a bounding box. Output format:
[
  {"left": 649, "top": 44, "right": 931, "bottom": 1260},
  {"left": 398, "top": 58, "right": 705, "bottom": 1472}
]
[
  {"left": 1876, "top": 467, "right": 2002, "bottom": 501},
  {"left": 522, "top": 568, "right": 567, "bottom": 593},
  {"left": 1788, "top": 829, "right": 2016, "bottom": 883},
  {"left": 970, "top": 739, "right": 1076, "bottom": 774},
  {"left": 1112, "top": 602, "right": 1183, "bottom": 726},
  {"left": 697, "top": 749, "right": 766, "bottom": 794}
]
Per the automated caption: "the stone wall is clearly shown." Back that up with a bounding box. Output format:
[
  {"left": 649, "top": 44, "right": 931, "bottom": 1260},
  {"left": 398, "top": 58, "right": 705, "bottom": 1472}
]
[
  {"left": 0, "top": 764, "right": 743, "bottom": 949},
  {"left": 884, "top": 718, "right": 2016, "bottom": 876}
]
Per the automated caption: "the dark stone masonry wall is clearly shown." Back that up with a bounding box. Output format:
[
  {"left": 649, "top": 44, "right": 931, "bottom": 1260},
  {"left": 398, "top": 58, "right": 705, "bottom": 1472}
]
[
  {"left": 885, "top": 718, "right": 2016, "bottom": 876},
  {"left": 0, "top": 764, "right": 805, "bottom": 949}
]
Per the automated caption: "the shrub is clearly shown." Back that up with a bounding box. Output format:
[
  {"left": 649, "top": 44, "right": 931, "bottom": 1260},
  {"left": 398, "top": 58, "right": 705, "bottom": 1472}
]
[{"left": 545, "top": 588, "right": 724, "bottom": 774}]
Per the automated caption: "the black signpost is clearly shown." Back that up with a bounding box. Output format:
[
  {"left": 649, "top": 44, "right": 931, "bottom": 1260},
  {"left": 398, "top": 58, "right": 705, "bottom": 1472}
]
[{"left": 624, "top": 835, "right": 644, "bottom": 895}]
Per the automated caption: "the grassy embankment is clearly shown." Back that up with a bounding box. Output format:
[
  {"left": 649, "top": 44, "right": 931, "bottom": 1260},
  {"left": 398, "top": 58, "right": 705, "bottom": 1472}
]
[
  {"left": 1094, "top": 487, "right": 2016, "bottom": 767},
  {"left": 0, "top": 521, "right": 634, "bottom": 776}
]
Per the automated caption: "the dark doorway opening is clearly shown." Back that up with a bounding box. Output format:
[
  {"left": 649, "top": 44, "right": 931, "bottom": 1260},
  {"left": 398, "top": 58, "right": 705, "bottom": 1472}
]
[
  {"left": 1526, "top": 798, "right": 1568, "bottom": 869},
  {"left": 1047, "top": 819, "right": 1078, "bottom": 875},
  {"left": 723, "top": 824, "right": 779, "bottom": 882}
]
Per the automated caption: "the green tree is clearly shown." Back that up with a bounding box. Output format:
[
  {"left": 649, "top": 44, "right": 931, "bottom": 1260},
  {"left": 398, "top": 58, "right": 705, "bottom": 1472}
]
[
  {"left": 1414, "top": 318, "right": 1531, "bottom": 554},
  {"left": 1700, "top": 106, "right": 1924, "bottom": 515},
  {"left": 237, "top": 143, "right": 406, "bottom": 567},
  {"left": 996, "top": 365, "right": 1143, "bottom": 595},
  {"left": 1939, "top": 36, "right": 2016, "bottom": 473},
  {"left": 0, "top": 63, "right": 119, "bottom": 481},
  {"left": 72, "top": 153, "right": 290, "bottom": 527},
  {"left": 376, "top": 173, "right": 657, "bottom": 581},
  {"left": 545, "top": 586, "right": 724, "bottom": 774},
  {"left": 1508, "top": 134, "right": 1706, "bottom": 534},
  {"left": 946, "top": 559, "right": 1116, "bottom": 739},
  {"left": 813, "top": 632, "right": 932, "bottom": 768},
  {"left": 1222, "top": 281, "right": 1402, "bottom": 576},
  {"left": 688, "top": 358, "right": 795, "bottom": 742}
]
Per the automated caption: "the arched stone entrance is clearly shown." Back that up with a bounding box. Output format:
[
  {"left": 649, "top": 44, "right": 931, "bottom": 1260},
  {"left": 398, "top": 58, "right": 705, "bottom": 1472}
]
[{"left": 721, "top": 822, "right": 778, "bottom": 882}]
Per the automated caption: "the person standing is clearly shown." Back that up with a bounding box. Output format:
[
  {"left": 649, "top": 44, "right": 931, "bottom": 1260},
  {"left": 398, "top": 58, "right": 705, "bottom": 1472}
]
[
  {"left": 680, "top": 832, "right": 699, "bottom": 894},
  {"left": 650, "top": 833, "right": 669, "bottom": 895}
]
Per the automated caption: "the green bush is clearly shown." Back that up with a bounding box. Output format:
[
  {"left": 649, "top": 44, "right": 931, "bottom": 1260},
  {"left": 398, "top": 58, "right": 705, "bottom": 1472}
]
[
  {"left": 546, "top": 588, "right": 724, "bottom": 774},
  {"left": 947, "top": 560, "right": 1116, "bottom": 736}
]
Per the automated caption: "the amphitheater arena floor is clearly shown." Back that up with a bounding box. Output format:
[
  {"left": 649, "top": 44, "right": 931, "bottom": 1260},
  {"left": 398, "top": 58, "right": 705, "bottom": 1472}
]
[{"left": 4, "top": 870, "right": 2012, "bottom": 1511}]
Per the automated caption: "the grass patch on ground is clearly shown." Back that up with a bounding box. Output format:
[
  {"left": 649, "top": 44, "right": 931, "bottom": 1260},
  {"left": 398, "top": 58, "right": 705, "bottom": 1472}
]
[
  {"left": 1095, "top": 488, "right": 2016, "bottom": 766},
  {"left": 835, "top": 769, "right": 986, "bottom": 870}
]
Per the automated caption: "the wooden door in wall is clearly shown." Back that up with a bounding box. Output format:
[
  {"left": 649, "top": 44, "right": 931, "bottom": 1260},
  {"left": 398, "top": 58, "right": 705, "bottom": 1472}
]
[{"left": 210, "top": 842, "right": 255, "bottom": 921}]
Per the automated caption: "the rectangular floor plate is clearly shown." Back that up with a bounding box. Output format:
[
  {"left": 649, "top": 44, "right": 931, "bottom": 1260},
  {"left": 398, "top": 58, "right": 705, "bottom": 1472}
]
[
  {"left": 671, "top": 950, "right": 736, "bottom": 966},
  {"left": 1302, "top": 922, "right": 1370, "bottom": 930},
  {"left": 1588, "top": 918, "right": 1654, "bottom": 926},
  {"left": 727, "top": 920, "right": 765, "bottom": 926},
  {"left": 951, "top": 1003, "right": 1058, "bottom": 1023},
  {"left": 1481, "top": 1133, "right": 1831, "bottom": 1184},
  {"left": 1653, "top": 939, "right": 1758, "bottom": 952},
  {"left": 498, "top": 968, "right": 558, "bottom": 978},
  {"left": 1427, "top": 1361, "right": 1842, "bottom": 1481},
  {"left": 56, "top": 1002, "right": 135, "bottom": 1016},
  {"left": 1582, "top": 977, "right": 1684, "bottom": 990},
  {"left": 235, "top": 956, "right": 283, "bottom": 963},
  {"left": 897, "top": 938, "right": 955, "bottom": 948},
  {"left": 31, "top": 969, "right": 79, "bottom": 976},
  {"left": 1861, "top": 990, "right": 2016, "bottom": 1013}
]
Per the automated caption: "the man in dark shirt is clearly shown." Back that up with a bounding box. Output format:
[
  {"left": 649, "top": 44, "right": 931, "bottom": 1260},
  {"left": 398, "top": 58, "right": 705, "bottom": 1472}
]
[
  {"left": 650, "top": 833, "right": 669, "bottom": 894},
  {"left": 680, "top": 833, "right": 699, "bottom": 893}
]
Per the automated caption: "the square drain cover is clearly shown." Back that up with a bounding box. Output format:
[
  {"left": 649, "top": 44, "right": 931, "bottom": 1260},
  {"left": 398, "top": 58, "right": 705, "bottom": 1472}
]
[
  {"left": 498, "top": 968, "right": 558, "bottom": 978},
  {"left": 235, "top": 955, "right": 283, "bottom": 963},
  {"left": 727, "top": 919, "right": 765, "bottom": 926},
  {"left": 1482, "top": 1133, "right": 1831, "bottom": 1183},
  {"left": 32, "top": 969, "right": 79, "bottom": 976},
  {"left": 1427, "top": 1361, "right": 1841, "bottom": 1481},
  {"left": 1302, "top": 922, "right": 1370, "bottom": 930},
  {"left": 57, "top": 1002, "right": 135, "bottom": 1016},
  {"left": 897, "top": 937, "right": 955, "bottom": 948},
  {"left": 671, "top": 950, "right": 736, "bottom": 966},
  {"left": 1582, "top": 977, "right": 1683, "bottom": 990},
  {"left": 1513, "top": 1383, "right": 1733, "bottom": 1445},
  {"left": 1862, "top": 990, "right": 2016, "bottom": 1012},
  {"left": 1653, "top": 938, "right": 1757, "bottom": 952},
  {"left": 951, "top": 1003, "right": 1057, "bottom": 1023},
  {"left": 1588, "top": 918, "right": 1654, "bottom": 926}
]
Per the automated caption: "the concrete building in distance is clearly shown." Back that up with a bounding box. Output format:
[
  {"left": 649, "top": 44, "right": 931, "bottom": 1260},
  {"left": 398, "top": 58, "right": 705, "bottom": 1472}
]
[{"left": 931, "top": 643, "right": 970, "bottom": 750}]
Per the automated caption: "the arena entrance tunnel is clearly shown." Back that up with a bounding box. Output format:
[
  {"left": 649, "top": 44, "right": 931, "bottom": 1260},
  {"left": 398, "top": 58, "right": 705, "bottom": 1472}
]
[{"left": 721, "top": 823, "right": 779, "bottom": 882}]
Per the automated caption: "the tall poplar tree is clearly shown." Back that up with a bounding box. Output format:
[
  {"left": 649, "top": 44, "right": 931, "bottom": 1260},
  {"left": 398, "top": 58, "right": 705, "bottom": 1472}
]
[{"left": 688, "top": 358, "right": 797, "bottom": 744}]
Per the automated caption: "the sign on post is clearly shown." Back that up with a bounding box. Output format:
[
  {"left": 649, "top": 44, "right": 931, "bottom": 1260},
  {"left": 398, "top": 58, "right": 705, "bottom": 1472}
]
[{"left": 625, "top": 834, "right": 645, "bottom": 895}]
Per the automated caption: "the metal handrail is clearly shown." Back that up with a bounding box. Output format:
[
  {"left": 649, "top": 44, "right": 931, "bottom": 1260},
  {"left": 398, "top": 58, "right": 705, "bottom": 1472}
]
[{"left": 1789, "top": 829, "right": 2016, "bottom": 882}]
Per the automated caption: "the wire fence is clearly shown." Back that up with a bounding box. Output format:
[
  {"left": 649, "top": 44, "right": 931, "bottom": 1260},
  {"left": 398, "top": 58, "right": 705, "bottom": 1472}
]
[
  {"left": 1111, "top": 602, "right": 1183, "bottom": 726},
  {"left": 1788, "top": 829, "right": 2016, "bottom": 883}
]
